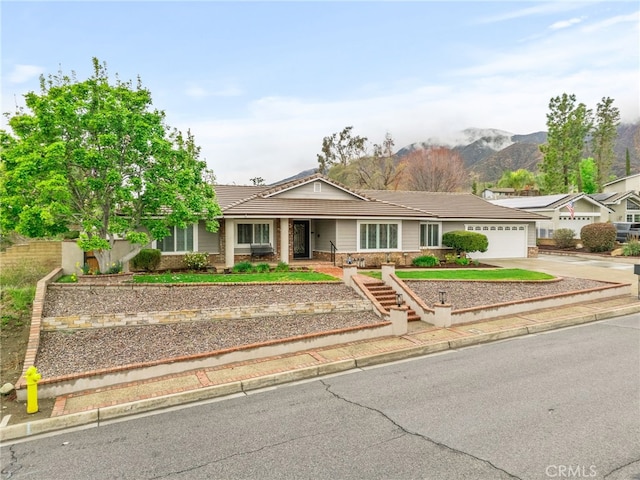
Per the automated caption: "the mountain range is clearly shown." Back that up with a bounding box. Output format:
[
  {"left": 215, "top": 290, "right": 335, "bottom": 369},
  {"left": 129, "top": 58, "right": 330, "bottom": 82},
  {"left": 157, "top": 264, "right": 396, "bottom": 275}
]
[
  {"left": 278, "top": 122, "right": 640, "bottom": 187},
  {"left": 397, "top": 124, "right": 639, "bottom": 183}
]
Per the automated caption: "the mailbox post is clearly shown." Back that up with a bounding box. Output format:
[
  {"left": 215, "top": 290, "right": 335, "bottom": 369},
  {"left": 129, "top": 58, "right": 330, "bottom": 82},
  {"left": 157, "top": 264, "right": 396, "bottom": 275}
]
[{"left": 634, "top": 265, "right": 640, "bottom": 299}]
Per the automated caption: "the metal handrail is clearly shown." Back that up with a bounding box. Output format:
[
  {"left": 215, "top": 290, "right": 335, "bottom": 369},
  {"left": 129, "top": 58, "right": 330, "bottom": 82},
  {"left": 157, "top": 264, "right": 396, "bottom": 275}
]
[{"left": 330, "top": 241, "right": 337, "bottom": 266}]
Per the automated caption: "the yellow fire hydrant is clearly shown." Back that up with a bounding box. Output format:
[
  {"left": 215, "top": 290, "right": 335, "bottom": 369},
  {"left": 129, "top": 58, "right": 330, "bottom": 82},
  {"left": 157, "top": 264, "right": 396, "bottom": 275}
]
[{"left": 25, "top": 366, "right": 41, "bottom": 414}]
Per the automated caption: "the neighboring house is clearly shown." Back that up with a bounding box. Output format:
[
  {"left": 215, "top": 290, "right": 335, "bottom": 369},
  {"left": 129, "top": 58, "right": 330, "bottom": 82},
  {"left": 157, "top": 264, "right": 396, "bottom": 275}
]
[
  {"left": 481, "top": 188, "right": 516, "bottom": 200},
  {"left": 590, "top": 191, "right": 640, "bottom": 223},
  {"left": 150, "top": 174, "right": 544, "bottom": 269},
  {"left": 481, "top": 188, "right": 540, "bottom": 200},
  {"left": 489, "top": 193, "right": 613, "bottom": 239},
  {"left": 603, "top": 173, "right": 640, "bottom": 194}
]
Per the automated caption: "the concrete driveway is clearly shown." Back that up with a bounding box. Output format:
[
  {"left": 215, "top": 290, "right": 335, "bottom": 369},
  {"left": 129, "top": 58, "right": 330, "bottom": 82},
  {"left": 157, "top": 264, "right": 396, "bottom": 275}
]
[{"left": 486, "top": 253, "right": 639, "bottom": 297}]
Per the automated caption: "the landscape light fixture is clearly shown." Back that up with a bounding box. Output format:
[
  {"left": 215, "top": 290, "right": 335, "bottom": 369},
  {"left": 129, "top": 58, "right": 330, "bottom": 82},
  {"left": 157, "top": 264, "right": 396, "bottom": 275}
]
[
  {"left": 396, "top": 293, "right": 403, "bottom": 307},
  {"left": 439, "top": 290, "right": 447, "bottom": 305}
]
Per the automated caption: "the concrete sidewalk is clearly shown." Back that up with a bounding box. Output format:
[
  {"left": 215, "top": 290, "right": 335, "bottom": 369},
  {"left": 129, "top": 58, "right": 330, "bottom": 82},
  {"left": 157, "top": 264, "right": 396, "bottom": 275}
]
[{"left": 2, "top": 293, "right": 640, "bottom": 443}]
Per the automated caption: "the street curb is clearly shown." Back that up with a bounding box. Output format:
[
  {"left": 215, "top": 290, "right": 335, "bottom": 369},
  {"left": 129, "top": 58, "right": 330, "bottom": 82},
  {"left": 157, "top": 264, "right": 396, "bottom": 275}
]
[
  {"left": 0, "top": 410, "right": 98, "bottom": 442},
  {"left": 3, "top": 305, "right": 640, "bottom": 443},
  {"left": 98, "top": 381, "right": 244, "bottom": 421}
]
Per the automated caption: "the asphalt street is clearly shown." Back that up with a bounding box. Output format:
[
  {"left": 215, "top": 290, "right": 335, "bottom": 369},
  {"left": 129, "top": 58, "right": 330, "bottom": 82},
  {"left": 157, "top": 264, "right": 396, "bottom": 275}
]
[{"left": 2, "top": 315, "right": 639, "bottom": 480}]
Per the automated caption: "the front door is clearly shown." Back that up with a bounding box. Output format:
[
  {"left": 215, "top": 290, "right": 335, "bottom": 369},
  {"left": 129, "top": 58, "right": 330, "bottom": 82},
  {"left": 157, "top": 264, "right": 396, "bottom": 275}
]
[{"left": 293, "top": 220, "right": 310, "bottom": 259}]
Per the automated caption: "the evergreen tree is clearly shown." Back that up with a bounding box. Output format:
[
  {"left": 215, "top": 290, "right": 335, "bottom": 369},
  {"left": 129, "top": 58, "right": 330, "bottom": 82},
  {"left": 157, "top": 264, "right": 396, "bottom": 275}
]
[
  {"left": 539, "top": 93, "right": 592, "bottom": 193},
  {"left": 590, "top": 97, "right": 620, "bottom": 191}
]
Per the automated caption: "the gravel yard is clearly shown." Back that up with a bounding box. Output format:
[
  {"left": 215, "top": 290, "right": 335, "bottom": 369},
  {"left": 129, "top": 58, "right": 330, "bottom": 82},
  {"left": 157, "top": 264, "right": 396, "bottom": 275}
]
[
  {"left": 405, "top": 277, "right": 607, "bottom": 310},
  {"left": 43, "top": 283, "right": 361, "bottom": 317},
  {"left": 37, "top": 278, "right": 609, "bottom": 378}
]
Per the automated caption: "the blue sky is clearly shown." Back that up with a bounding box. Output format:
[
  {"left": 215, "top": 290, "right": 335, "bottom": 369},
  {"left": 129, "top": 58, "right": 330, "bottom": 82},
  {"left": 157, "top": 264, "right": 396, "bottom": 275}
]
[{"left": 2, "top": 1, "right": 639, "bottom": 185}]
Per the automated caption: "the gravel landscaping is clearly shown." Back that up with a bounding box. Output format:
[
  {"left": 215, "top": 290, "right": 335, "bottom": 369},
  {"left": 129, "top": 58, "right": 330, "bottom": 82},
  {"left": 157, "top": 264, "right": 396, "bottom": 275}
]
[
  {"left": 36, "top": 278, "right": 610, "bottom": 378},
  {"left": 404, "top": 277, "right": 607, "bottom": 310}
]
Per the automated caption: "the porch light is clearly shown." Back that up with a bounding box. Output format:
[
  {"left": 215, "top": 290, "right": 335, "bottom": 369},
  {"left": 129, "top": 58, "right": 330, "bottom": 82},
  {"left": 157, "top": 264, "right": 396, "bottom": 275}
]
[
  {"left": 396, "top": 293, "right": 403, "bottom": 307},
  {"left": 439, "top": 290, "right": 447, "bottom": 305}
]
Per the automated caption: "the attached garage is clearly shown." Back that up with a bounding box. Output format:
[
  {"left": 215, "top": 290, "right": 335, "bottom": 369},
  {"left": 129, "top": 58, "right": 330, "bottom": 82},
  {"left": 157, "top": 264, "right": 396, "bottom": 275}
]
[
  {"left": 557, "top": 216, "right": 594, "bottom": 237},
  {"left": 464, "top": 224, "right": 528, "bottom": 259}
]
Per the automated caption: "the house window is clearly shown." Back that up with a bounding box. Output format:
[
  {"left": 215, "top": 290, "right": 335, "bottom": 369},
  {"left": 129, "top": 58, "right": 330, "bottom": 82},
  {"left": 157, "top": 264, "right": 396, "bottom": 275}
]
[
  {"left": 420, "top": 223, "right": 440, "bottom": 247},
  {"left": 314, "top": 182, "right": 321, "bottom": 193},
  {"left": 158, "top": 226, "right": 194, "bottom": 253},
  {"left": 237, "top": 222, "right": 270, "bottom": 245},
  {"left": 359, "top": 223, "right": 398, "bottom": 250},
  {"left": 627, "top": 199, "right": 640, "bottom": 210},
  {"left": 627, "top": 214, "right": 640, "bottom": 222}
]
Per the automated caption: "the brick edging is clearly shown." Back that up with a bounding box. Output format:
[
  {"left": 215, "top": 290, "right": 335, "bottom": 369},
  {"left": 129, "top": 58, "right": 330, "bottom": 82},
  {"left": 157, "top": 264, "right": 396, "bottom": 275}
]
[{"left": 15, "top": 268, "right": 63, "bottom": 389}]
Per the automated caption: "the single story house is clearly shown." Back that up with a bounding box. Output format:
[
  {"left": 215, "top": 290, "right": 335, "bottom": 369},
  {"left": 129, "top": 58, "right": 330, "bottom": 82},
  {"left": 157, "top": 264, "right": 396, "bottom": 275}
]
[
  {"left": 150, "top": 174, "right": 544, "bottom": 269},
  {"left": 489, "top": 193, "right": 613, "bottom": 239}
]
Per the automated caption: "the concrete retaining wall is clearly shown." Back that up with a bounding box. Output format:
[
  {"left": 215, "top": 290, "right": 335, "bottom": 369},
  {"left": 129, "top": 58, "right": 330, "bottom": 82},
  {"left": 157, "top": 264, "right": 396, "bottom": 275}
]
[
  {"left": 30, "top": 321, "right": 393, "bottom": 399},
  {"left": 447, "top": 282, "right": 631, "bottom": 324}
]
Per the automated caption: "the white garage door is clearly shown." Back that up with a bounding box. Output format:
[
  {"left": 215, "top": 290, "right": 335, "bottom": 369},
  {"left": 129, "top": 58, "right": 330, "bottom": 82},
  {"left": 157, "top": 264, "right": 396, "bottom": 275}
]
[
  {"left": 464, "top": 224, "right": 528, "bottom": 259},
  {"left": 557, "top": 217, "right": 593, "bottom": 237}
]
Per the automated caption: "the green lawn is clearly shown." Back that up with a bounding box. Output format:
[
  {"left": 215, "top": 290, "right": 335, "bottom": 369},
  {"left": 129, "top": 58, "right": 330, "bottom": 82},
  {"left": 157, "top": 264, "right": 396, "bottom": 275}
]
[
  {"left": 364, "top": 268, "right": 554, "bottom": 281},
  {"left": 133, "top": 271, "right": 339, "bottom": 283}
]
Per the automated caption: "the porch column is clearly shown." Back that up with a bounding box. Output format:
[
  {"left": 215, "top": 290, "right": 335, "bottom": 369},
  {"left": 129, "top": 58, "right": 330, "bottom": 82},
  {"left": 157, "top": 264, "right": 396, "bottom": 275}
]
[
  {"left": 280, "top": 218, "right": 289, "bottom": 263},
  {"left": 225, "top": 219, "right": 235, "bottom": 268}
]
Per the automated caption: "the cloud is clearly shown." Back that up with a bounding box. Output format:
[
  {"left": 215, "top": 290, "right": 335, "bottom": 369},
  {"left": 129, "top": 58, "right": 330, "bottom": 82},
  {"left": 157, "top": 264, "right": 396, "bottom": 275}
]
[
  {"left": 582, "top": 10, "right": 639, "bottom": 33},
  {"left": 549, "top": 17, "right": 583, "bottom": 30},
  {"left": 177, "top": 83, "right": 553, "bottom": 185},
  {"left": 6, "top": 64, "right": 44, "bottom": 84},
  {"left": 476, "top": 3, "right": 585, "bottom": 24}
]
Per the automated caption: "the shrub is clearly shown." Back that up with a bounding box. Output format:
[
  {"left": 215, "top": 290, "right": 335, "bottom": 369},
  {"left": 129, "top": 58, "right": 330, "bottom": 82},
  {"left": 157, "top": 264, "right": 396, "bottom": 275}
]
[
  {"left": 61, "top": 230, "right": 80, "bottom": 240},
  {"left": 455, "top": 257, "right": 470, "bottom": 266},
  {"left": 442, "top": 230, "right": 488, "bottom": 255},
  {"left": 412, "top": 255, "right": 440, "bottom": 267},
  {"left": 580, "top": 223, "right": 616, "bottom": 252},
  {"left": 275, "top": 261, "right": 290, "bottom": 272},
  {"left": 552, "top": 228, "right": 576, "bottom": 249},
  {"left": 232, "top": 261, "right": 254, "bottom": 273},
  {"left": 622, "top": 237, "right": 640, "bottom": 256},
  {"left": 131, "top": 249, "right": 161, "bottom": 272},
  {"left": 444, "top": 253, "right": 457, "bottom": 264},
  {"left": 184, "top": 251, "right": 209, "bottom": 271},
  {"left": 254, "top": 262, "right": 270, "bottom": 273},
  {"left": 104, "top": 261, "right": 123, "bottom": 274}
]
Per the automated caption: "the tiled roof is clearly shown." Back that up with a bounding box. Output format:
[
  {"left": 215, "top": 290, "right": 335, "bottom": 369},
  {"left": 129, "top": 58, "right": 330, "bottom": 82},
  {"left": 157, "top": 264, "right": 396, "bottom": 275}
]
[
  {"left": 213, "top": 175, "right": 544, "bottom": 220},
  {"left": 214, "top": 185, "right": 264, "bottom": 209},
  {"left": 362, "top": 190, "right": 545, "bottom": 220},
  {"left": 222, "top": 197, "right": 431, "bottom": 218}
]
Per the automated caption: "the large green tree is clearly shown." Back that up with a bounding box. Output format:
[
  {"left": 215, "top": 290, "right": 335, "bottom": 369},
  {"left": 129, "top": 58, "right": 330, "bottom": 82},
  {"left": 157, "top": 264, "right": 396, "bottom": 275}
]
[
  {"left": 496, "top": 169, "right": 537, "bottom": 191},
  {"left": 539, "top": 93, "right": 593, "bottom": 193},
  {"left": 577, "top": 157, "right": 598, "bottom": 194},
  {"left": 0, "top": 58, "right": 221, "bottom": 272},
  {"left": 590, "top": 96, "right": 620, "bottom": 190}
]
